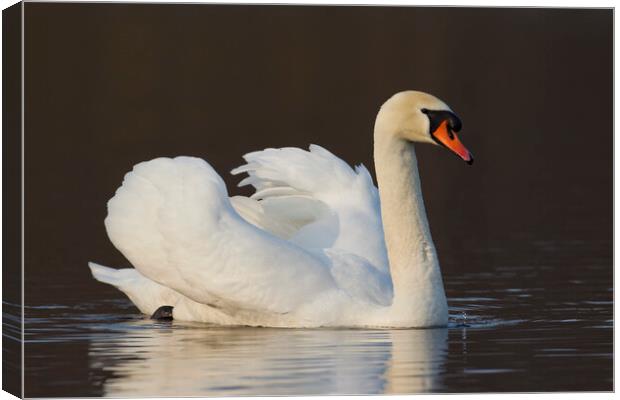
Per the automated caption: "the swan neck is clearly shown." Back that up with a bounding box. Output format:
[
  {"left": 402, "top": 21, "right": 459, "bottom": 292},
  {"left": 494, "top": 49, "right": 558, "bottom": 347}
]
[{"left": 373, "top": 128, "right": 447, "bottom": 323}]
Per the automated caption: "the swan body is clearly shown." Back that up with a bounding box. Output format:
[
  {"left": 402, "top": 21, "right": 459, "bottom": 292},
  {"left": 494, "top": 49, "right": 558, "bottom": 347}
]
[{"left": 90, "top": 91, "right": 472, "bottom": 328}]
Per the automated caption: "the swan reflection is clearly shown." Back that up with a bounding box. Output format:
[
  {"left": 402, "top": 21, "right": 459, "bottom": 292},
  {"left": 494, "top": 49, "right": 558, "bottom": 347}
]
[{"left": 88, "top": 320, "right": 447, "bottom": 396}]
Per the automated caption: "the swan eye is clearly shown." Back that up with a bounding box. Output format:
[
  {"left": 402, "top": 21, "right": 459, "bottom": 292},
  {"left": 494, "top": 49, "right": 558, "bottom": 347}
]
[{"left": 420, "top": 108, "right": 429, "bottom": 114}]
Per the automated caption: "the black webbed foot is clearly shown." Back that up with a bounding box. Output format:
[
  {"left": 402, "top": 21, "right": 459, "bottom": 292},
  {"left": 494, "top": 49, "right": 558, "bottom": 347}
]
[{"left": 151, "top": 305, "right": 174, "bottom": 321}]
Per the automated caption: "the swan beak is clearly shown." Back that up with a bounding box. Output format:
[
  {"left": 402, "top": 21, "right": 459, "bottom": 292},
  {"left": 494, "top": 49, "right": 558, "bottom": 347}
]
[{"left": 431, "top": 120, "right": 474, "bottom": 165}]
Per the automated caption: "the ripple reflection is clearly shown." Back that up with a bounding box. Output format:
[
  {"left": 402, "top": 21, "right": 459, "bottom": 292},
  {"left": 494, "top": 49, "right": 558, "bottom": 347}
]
[{"left": 87, "top": 321, "right": 448, "bottom": 396}]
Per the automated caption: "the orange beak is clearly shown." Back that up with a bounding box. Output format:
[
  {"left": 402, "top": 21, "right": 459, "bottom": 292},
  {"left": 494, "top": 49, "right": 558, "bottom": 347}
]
[{"left": 431, "top": 120, "right": 474, "bottom": 165}]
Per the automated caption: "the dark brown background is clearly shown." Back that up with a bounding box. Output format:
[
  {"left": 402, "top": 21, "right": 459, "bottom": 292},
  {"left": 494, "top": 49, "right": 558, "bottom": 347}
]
[{"left": 24, "top": 4, "right": 611, "bottom": 300}]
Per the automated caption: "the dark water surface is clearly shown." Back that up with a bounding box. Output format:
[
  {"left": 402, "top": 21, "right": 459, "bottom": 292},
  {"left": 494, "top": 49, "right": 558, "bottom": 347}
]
[{"left": 23, "top": 236, "right": 612, "bottom": 396}]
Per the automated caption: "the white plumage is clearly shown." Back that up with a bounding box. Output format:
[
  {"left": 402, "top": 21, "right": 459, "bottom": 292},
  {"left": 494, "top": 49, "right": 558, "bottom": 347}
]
[{"left": 90, "top": 91, "right": 471, "bottom": 327}]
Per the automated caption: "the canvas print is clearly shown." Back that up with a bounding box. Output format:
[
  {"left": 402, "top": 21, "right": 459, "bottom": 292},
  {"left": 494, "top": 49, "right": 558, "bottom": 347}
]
[{"left": 2, "top": 2, "right": 613, "bottom": 397}]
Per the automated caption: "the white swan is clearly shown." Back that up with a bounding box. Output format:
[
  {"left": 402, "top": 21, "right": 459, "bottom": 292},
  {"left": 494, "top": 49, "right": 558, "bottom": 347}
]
[{"left": 89, "top": 90, "right": 473, "bottom": 328}]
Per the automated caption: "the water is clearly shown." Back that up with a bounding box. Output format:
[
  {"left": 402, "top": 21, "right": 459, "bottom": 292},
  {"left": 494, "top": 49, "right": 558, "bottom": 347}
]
[{"left": 22, "top": 237, "right": 612, "bottom": 397}]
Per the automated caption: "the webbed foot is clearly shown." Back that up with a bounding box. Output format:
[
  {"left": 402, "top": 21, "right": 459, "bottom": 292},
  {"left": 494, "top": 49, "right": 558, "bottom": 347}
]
[{"left": 151, "top": 305, "right": 174, "bottom": 321}]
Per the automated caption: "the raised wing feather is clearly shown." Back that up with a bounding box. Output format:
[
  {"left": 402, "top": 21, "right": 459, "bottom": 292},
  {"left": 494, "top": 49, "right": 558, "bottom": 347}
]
[
  {"left": 105, "top": 156, "right": 336, "bottom": 315},
  {"left": 231, "top": 145, "right": 389, "bottom": 273}
]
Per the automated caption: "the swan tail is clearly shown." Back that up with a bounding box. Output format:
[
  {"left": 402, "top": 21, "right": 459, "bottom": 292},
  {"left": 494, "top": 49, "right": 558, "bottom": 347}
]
[
  {"left": 88, "top": 262, "right": 137, "bottom": 289},
  {"left": 89, "top": 262, "right": 237, "bottom": 323},
  {"left": 88, "top": 262, "right": 157, "bottom": 313}
]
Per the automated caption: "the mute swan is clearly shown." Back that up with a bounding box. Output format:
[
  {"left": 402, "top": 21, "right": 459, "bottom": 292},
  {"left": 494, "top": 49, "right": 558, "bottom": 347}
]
[{"left": 89, "top": 90, "right": 473, "bottom": 328}]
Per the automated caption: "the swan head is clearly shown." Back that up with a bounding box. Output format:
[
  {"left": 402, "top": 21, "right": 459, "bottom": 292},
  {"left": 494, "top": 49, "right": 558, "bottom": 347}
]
[{"left": 375, "top": 90, "right": 473, "bottom": 164}]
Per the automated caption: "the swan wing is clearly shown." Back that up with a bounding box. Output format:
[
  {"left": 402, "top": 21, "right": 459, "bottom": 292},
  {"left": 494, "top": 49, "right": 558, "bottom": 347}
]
[
  {"left": 228, "top": 195, "right": 327, "bottom": 240},
  {"left": 231, "top": 145, "right": 389, "bottom": 273},
  {"left": 104, "top": 156, "right": 337, "bottom": 315}
]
